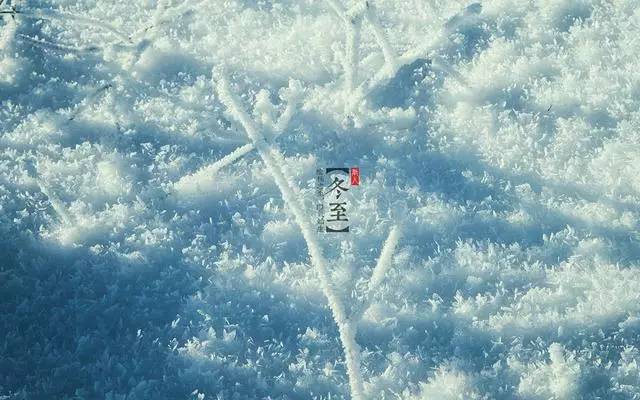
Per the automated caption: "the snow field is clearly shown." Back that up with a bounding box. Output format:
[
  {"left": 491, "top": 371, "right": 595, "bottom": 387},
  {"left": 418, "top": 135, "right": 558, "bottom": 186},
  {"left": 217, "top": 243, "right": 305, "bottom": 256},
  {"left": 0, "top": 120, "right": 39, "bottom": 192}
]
[{"left": 1, "top": 0, "right": 640, "bottom": 398}]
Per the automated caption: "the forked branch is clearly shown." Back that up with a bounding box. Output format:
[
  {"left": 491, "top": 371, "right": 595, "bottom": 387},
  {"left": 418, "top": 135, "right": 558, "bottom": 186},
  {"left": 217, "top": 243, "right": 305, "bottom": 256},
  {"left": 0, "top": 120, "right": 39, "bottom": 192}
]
[{"left": 214, "top": 67, "right": 366, "bottom": 400}]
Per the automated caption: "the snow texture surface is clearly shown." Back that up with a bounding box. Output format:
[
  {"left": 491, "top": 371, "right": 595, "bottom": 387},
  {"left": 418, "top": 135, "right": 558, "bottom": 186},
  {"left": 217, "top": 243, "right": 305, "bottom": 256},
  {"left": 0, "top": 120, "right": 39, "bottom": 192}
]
[{"left": 1, "top": 0, "right": 640, "bottom": 399}]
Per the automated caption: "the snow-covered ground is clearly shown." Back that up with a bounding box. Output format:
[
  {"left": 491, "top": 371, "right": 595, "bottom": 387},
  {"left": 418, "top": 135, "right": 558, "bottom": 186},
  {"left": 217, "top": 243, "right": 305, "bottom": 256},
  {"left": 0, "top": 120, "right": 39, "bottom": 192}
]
[{"left": 2, "top": 0, "right": 640, "bottom": 398}]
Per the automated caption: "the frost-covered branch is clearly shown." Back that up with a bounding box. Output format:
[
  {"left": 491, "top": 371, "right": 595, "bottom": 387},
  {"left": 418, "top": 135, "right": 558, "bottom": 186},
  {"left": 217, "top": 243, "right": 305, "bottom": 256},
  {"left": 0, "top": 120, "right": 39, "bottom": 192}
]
[
  {"left": 353, "top": 225, "right": 402, "bottom": 322},
  {"left": 323, "top": 0, "right": 348, "bottom": 21},
  {"left": 323, "top": 0, "right": 364, "bottom": 93},
  {"left": 16, "top": 33, "right": 100, "bottom": 53},
  {"left": 173, "top": 142, "right": 254, "bottom": 193},
  {"left": 344, "top": 12, "right": 362, "bottom": 93},
  {"left": 0, "top": 9, "right": 17, "bottom": 52},
  {"left": 2, "top": 0, "right": 204, "bottom": 60},
  {"left": 131, "top": 0, "right": 206, "bottom": 44},
  {"left": 324, "top": 0, "right": 397, "bottom": 93},
  {"left": 322, "top": 0, "right": 414, "bottom": 127},
  {"left": 66, "top": 84, "right": 113, "bottom": 122},
  {"left": 367, "top": 225, "right": 402, "bottom": 295},
  {"left": 3, "top": 8, "right": 133, "bottom": 44},
  {"left": 273, "top": 79, "right": 304, "bottom": 134},
  {"left": 35, "top": 178, "right": 73, "bottom": 225},
  {"left": 362, "top": 1, "right": 397, "bottom": 73},
  {"left": 0, "top": 5, "right": 139, "bottom": 58},
  {"left": 214, "top": 67, "right": 366, "bottom": 400},
  {"left": 321, "top": 0, "right": 470, "bottom": 130},
  {"left": 355, "top": 1, "right": 478, "bottom": 96},
  {"left": 172, "top": 79, "right": 302, "bottom": 195}
]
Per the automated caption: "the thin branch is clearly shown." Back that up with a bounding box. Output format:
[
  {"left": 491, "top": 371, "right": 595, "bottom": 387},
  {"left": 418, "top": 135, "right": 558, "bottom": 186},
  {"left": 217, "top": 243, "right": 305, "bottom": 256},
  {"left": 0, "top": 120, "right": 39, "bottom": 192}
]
[
  {"left": 158, "top": 0, "right": 204, "bottom": 26},
  {"left": 173, "top": 142, "right": 254, "bottom": 194},
  {"left": 323, "top": 0, "right": 363, "bottom": 94},
  {"left": 353, "top": 225, "right": 402, "bottom": 322},
  {"left": 330, "top": 0, "right": 472, "bottom": 122},
  {"left": 0, "top": 10, "right": 17, "bottom": 52},
  {"left": 273, "top": 79, "right": 303, "bottom": 134},
  {"left": 351, "top": 45, "right": 433, "bottom": 106},
  {"left": 353, "top": 39, "right": 469, "bottom": 103},
  {"left": 131, "top": 0, "right": 206, "bottom": 43},
  {"left": 67, "top": 84, "right": 113, "bottom": 122},
  {"left": 323, "top": 0, "right": 348, "bottom": 22},
  {"left": 214, "top": 67, "right": 366, "bottom": 400},
  {"left": 36, "top": 178, "right": 73, "bottom": 225},
  {"left": 172, "top": 79, "right": 302, "bottom": 193},
  {"left": 10, "top": 8, "right": 133, "bottom": 44},
  {"left": 152, "top": 0, "right": 170, "bottom": 27},
  {"left": 325, "top": 0, "right": 403, "bottom": 121},
  {"left": 16, "top": 33, "right": 100, "bottom": 53},
  {"left": 200, "top": 133, "right": 248, "bottom": 145},
  {"left": 363, "top": 1, "right": 396, "bottom": 72},
  {"left": 344, "top": 15, "right": 362, "bottom": 94}
]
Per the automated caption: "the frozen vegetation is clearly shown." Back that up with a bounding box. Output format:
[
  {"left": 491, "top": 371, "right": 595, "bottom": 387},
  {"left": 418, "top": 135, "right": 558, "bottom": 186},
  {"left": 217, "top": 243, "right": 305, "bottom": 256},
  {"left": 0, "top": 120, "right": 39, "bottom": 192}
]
[{"left": 1, "top": 0, "right": 640, "bottom": 398}]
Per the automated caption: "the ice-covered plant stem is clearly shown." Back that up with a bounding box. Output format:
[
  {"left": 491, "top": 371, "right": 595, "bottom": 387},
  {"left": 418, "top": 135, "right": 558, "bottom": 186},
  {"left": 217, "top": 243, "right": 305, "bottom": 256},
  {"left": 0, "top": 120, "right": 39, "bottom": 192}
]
[
  {"left": 214, "top": 66, "right": 366, "bottom": 399},
  {"left": 213, "top": 66, "right": 404, "bottom": 399}
]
